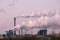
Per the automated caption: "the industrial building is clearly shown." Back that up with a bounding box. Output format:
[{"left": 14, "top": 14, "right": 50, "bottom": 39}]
[{"left": 38, "top": 29, "right": 47, "bottom": 35}]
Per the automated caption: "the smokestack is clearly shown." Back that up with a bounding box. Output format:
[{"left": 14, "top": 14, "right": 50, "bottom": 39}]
[
  {"left": 14, "top": 17, "right": 16, "bottom": 36},
  {"left": 14, "top": 17, "right": 16, "bottom": 26}
]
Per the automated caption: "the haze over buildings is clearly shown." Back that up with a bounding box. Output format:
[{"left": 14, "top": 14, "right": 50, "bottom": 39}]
[{"left": 0, "top": 0, "right": 60, "bottom": 34}]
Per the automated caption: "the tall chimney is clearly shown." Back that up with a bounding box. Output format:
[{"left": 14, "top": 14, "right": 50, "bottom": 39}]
[
  {"left": 14, "top": 17, "right": 16, "bottom": 26},
  {"left": 14, "top": 17, "right": 16, "bottom": 36}
]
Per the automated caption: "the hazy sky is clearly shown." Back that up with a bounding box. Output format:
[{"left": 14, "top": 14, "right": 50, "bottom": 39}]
[{"left": 0, "top": 0, "right": 60, "bottom": 34}]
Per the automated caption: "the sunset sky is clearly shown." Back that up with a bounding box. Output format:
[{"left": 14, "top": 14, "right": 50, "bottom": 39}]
[{"left": 0, "top": 0, "right": 60, "bottom": 34}]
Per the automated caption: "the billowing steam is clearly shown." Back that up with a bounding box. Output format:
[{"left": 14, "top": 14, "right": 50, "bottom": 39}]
[
  {"left": 38, "top": 9, "right": 60, "bottom": 27},
  {"left": 27, "top": 9, "right": 60, "bottom": 27}
]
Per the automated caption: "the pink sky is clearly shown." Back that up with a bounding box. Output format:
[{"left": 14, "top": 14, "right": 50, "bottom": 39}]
[{"left": 0, "top": 0, "right": 60, "bottom": 34}]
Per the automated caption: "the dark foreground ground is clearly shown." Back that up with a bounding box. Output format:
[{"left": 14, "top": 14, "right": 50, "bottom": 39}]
[{"left": 0, "top": 34, "right": 60, "bottom": 40}]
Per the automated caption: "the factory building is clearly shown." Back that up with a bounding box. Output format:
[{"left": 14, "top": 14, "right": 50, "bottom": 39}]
[
  {"left": 38, "top": 29, "right": 47, "bottom": 35},
  {"left": 6, "top": 30, "right": 16, "bottom": 36}
]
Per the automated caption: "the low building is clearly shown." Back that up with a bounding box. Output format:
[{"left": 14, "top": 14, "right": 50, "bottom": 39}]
[{"left": 38, "top": 29, "right": 47, "bottom": 36}]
